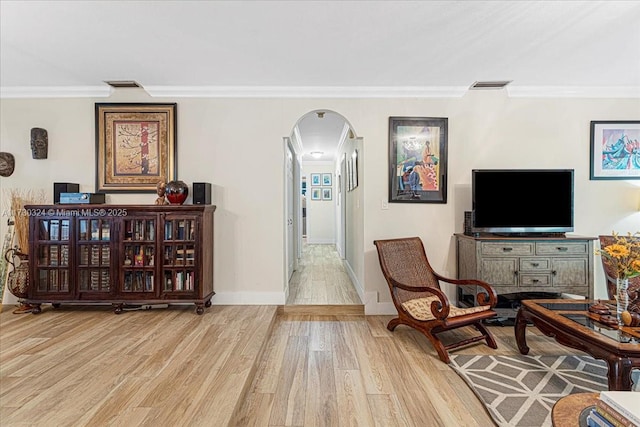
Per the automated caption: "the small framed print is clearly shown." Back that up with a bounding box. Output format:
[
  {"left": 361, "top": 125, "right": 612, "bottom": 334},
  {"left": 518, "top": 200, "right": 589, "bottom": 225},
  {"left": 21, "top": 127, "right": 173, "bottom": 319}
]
[
  {"left": 311, "top": 173, "right": 321, "bottom": 186},
  {"left": 322, "top": 188, "right": 332, "bottom": 200},
  {"left": 311, "top": 187, "right": 321, "bottom": 200},
  {"left": 322, "top": 173, "right": 332, "bottom": 186}
]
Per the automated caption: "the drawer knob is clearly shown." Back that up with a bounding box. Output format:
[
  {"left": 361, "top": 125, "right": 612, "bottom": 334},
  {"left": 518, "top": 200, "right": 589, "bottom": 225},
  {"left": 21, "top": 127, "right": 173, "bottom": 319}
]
[
  {"left": 556, "top": 247, "right": 568, "bottom": 252},
  {"left": 502, "top": 247, "right": 513, "bottom": 252},
  {"left": 532, "top": 279, "right": 540, "bottom": 283},
  {"left": 531, "top": 262, "right": 539, "bottom": 267}
]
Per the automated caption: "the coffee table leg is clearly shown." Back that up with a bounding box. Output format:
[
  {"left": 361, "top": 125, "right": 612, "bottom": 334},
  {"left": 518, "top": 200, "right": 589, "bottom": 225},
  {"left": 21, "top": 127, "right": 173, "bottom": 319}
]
[
  {"left": 514, "top": 307, "right": 530, "bottom": 354},
  {"left": 606, "top": 357, "right": 633, "bottom": 391}
]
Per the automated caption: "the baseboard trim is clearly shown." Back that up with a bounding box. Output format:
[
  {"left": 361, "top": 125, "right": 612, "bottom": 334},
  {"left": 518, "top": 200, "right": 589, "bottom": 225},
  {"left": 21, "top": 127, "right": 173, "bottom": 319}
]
[{"left": 212, "top": 292, "right": 286, "bottom": 305}]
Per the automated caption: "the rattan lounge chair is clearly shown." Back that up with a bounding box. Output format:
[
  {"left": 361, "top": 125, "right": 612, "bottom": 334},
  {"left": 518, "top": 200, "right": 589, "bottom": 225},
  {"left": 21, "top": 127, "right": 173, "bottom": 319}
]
[{"left": 373, "top": 236, "right": 499, "bottom": 363}]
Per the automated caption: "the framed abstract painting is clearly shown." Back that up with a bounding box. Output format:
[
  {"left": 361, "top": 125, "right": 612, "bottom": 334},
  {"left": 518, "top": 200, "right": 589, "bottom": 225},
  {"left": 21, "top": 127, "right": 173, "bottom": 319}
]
[
  {"left": 590, "top": 121, "right": 640, "bottom": 180},
  {"left": 389, "top": 117, "right": 448, "bottom": 203}
]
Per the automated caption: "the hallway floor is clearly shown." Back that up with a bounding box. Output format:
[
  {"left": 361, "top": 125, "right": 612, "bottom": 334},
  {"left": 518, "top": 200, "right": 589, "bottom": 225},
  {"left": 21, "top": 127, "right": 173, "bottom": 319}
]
[{"left": 286, "top": 244, "right": 362, "bottom": 305}]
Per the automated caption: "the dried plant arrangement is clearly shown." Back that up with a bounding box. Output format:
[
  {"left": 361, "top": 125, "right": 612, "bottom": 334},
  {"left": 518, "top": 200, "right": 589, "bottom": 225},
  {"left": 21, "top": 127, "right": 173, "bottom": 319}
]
[{"left": 5, "top": 188, "right": 47, "bottom": 255}]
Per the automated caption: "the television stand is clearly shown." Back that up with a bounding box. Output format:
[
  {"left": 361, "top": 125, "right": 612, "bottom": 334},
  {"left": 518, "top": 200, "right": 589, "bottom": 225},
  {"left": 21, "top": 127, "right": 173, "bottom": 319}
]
[
  {"left": 454, "top": 233, "right": 596, "bottom": 311},
  {"left": 491, "top": 232, "right": 567, "bottom": 238}
]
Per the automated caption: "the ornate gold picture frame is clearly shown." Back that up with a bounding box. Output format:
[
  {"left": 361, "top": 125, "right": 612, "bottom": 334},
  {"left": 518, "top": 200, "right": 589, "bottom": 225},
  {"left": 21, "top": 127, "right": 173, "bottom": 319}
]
[{"left": 95, "top": 103, "right": 177, "bottom": 192}]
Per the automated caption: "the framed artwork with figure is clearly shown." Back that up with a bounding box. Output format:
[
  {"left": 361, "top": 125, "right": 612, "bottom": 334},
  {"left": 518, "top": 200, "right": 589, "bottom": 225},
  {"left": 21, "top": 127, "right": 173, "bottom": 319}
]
[
  {"left": 590, "top": 120, "right": 640, "bottom": 180},
  {"left": 311, "top": 188, "right": 321, "bottom": 200},
  {"left": 95, "top": 103, "right": 177, "bottom": 192},
  {"left": 311, "top": 173, "right": 321, "bottom": 186},
  {"left": 389, "top": 117, "right": 448, "bottom": 203}
]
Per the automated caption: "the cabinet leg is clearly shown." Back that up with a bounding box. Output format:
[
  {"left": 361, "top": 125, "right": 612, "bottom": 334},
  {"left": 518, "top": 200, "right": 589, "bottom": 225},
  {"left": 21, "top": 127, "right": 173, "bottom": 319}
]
[
  {"left": 195, "top": 304, "right": 205, "bottom": 315},
  {"left": 113, "top": 304, "right": 124, "bottom": 315},
  {"left": 52, "top": 303, "right": 61, "bottom": 309},
  {"left": 31, "top": 304, "right": 42, "bottom": 314},
  {"left": 205, "top": 299, "right": 212, "bottom": 308}
]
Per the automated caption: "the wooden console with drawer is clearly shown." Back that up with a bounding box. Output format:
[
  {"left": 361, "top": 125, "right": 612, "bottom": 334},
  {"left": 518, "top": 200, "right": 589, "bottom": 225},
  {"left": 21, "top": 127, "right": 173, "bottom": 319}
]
[{"left": 455, "top": 234, "right": 596, "bottom": 315}]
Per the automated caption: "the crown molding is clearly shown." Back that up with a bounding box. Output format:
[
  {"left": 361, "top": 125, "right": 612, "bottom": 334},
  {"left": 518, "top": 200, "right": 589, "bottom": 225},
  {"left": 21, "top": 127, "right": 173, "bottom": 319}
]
[
  {"left": 0, "top": 86, "right": 113, "bottom": 98},
  {"left": 507, "top": 86, "right": 640, "bottom": 98},
  {"left": 142, "top": 86, "right": 469, "bottom": 98},
  {"left": 2, "top": 85, "right": 638, "bottom": 99}
]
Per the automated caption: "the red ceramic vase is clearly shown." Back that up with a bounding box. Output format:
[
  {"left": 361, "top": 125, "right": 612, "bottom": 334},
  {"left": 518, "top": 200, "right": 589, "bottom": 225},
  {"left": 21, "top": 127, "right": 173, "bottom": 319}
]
[{"left": 165, "top": 180, "right": 189, "bottom": 205}]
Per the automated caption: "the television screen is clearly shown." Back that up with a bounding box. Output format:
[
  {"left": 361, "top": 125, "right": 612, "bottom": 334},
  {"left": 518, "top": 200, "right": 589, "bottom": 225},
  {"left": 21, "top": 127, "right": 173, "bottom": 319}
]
[{"left": 472, "top": 169, "right": 574, "bottom": 235}]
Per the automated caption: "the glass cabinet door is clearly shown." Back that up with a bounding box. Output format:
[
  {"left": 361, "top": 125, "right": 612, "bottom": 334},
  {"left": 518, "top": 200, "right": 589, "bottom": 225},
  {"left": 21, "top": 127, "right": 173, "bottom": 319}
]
[
  {"left": 162, "top": 217, "right": 197, "bottom": 294},
  {"left": 35, "top": 218, "right": 72, "bottom": 295},
  {"left": 122, "top": 218, "right": 156, "bottom": 294},
  {"left": 77, "top": 218, "right": 112, "bottom": 294}
]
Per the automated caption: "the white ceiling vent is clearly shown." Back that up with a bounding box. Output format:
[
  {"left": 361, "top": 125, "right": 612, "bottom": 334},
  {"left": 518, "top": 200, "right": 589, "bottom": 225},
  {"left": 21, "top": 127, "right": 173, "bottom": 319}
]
[
  {"left": 104, "top": 80, "right": 142, "bottom": 88},
  {"left": 469, "top": 80, "right": 512, "bottom": 90}
]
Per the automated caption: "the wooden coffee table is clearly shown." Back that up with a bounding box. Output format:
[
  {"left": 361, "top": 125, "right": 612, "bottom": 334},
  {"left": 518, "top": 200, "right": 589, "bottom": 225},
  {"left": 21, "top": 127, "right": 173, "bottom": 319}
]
[{"left": 515, "top": 299, "right": 640, "bottom": 391}]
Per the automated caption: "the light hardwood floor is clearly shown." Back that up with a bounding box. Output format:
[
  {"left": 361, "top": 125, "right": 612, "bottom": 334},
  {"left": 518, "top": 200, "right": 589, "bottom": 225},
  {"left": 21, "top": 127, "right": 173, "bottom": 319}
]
[
  {"left": 286, "top": 244, "right": 361, "bottom": 306},
  {"left": 0, "top": 304, "right": 580, "bottom": 426}
]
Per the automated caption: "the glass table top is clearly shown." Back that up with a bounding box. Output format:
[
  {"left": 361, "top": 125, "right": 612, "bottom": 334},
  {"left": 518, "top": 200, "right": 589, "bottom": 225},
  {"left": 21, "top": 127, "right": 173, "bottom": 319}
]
[
  {"left": 560, "top": 313, "right": 639, "bottom": 344},
  {"left": 531, "top": 301, "right": 640, "bottom": 344}
]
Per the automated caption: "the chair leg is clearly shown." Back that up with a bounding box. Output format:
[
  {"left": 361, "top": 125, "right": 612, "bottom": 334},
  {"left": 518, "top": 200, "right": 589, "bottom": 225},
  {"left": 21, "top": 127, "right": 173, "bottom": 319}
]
[
  {"left": 426, "top": 333, "right": 451, "bottom": 364},
  {"left": 387, "top": 317, "right": 402, "bottom": 331},
  {"left": 474, "top": 321, "right": 498, "bottom": 349}
]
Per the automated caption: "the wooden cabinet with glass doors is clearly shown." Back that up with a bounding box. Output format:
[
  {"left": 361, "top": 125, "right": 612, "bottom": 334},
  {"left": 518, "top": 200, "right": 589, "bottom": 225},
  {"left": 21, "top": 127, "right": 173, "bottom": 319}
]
[{"left": 26, "top": 205, "right": 215, "bottom": 314}]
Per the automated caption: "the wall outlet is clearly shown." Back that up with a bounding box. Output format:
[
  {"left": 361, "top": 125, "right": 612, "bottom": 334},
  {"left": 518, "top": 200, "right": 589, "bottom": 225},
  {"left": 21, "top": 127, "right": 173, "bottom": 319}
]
[{"left": 381, "top": 200, "right": 389, "bottom": 210}]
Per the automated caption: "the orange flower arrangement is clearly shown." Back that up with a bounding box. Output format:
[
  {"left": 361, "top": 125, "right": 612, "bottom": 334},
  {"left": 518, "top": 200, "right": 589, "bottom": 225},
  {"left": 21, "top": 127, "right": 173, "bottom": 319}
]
[{"left": 596, "top": 232, "right": 640, "bottom": 280}]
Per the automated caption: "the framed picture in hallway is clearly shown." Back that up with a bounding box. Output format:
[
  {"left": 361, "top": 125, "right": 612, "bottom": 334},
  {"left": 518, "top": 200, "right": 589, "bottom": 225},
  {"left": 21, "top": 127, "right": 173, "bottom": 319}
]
[
  {"left": 590, "top": 120, "right": 640, "bottom": 180},
  {"left": 311, "top": 187, "right": 321, "bottom": 200},
  {"left": 311, "top": 173, "right": 321, "bottom": 186},
  {"left": 322, "top": 188, "right": 332, "bottom": 200},
  {"left": 322, "top": 173, "right": 332, "bottom": 186},
  {"left": 389, "top": 116, "right": 448, "bottom": 203},
  {"left": 95, "top": 103, "right": 177, "bottom": 193}
]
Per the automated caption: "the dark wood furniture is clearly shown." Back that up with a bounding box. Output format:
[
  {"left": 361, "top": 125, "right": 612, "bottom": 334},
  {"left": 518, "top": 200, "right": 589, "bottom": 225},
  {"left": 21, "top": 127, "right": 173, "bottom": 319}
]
[
  {"left": 515, "top": 299, "right": 640, "bottom": 391},
  {"left": 25, "top": 204, "right": 215, "bottom": 314},
  {"left": 551, "top": 392, "right": 599, "bottom": 427},
  {"left": 374, "top": 236, "right": 499, "bottom": 363},
  {"left": 455, "top": 234, "right": 596, "bottom": 317}
]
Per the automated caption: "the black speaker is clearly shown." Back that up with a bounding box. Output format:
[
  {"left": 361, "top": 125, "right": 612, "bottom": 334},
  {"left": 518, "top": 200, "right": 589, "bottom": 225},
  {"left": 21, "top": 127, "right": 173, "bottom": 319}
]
[
  {"left": 53, "top": 182, "right": 79, "bottom": 204},
  {"left": 464, "top": 211, "right": 473, "bottom": 236},
  {"left": 192, "top": 182, "right": 211, "bottom": 205}
]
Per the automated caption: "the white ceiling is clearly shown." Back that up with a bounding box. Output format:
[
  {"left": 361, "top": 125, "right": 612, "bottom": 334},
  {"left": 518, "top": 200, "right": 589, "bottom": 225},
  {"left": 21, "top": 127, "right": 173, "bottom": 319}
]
[{"left": 2, "top": 0, "right": 639, "bottom": 159}]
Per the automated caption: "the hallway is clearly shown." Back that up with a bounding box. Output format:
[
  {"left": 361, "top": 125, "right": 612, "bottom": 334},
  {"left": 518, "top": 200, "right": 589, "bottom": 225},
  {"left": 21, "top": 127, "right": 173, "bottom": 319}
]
[{"left": 286, "top": 244, "right": 362, "bottom": 305}]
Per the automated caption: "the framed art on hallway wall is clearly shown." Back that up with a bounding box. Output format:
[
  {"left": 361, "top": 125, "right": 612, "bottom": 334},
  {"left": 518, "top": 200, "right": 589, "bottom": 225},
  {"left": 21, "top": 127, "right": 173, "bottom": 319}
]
[
  {"left": 388, "top": 117, "right": 448, "bottom": 203},
  {"left": 95, "top": 103, "right": 177, "bottom": 193}
]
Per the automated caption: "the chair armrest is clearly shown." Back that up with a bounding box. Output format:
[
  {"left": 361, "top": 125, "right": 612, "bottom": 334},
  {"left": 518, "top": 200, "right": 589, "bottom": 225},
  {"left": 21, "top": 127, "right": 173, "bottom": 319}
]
[
  {"left": 432, "top": 273, "right": 498, "bottom": 308},
  {"left": 388, "top": 277, "right": 452, "bottom": 320}
]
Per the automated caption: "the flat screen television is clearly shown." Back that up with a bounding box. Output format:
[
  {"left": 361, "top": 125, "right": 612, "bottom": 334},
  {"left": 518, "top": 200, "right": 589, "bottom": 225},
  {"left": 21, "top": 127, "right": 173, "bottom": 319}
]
[{"left": 472, "top": 169, "right": 574, "bottom": 235}]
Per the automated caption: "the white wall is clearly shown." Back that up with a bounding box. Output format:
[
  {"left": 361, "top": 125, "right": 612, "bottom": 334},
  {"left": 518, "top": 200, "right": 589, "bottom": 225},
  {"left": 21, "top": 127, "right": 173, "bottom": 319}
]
[
  {"left": 302, "top": 162, "right": 335, "bottom": 244},
  {"left": 1, "top": 90, "right": 638, "bottom": 309}
]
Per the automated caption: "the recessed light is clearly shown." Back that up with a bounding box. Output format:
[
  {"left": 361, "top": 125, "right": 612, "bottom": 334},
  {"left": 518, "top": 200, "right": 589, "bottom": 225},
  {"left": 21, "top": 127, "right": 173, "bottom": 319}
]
[{"left": 310, "top": 151, "right": 323, "bottom": 158}]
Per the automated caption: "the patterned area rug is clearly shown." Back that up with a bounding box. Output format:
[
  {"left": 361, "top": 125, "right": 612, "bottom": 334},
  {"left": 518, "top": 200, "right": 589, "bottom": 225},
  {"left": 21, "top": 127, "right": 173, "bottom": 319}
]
[{"left": 449, "top": 355, "right": 608, "bottom": 427}]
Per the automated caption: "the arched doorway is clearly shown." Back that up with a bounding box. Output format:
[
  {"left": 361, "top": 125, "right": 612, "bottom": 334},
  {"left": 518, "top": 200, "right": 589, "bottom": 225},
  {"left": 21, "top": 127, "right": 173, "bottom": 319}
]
[{"left": 284, "top": 110, "right": 363, "bottom": 309}]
